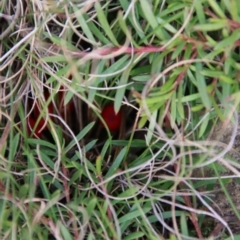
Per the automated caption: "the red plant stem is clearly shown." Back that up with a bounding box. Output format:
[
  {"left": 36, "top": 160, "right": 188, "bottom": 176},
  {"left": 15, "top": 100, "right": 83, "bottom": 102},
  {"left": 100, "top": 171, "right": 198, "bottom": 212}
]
[{"left": 174, "top": 50, "right": 198, "bottom": 90}]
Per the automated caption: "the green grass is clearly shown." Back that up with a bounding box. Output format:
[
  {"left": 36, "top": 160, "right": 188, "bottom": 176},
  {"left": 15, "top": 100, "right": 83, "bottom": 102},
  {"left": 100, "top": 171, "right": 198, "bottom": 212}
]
[{"left": 1, "top": 0, "right": 240, "bottom": 239}]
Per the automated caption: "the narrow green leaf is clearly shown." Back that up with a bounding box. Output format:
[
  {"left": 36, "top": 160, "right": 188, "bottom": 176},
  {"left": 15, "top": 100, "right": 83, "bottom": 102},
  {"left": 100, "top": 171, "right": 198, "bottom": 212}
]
[
  {"left": 112, "top": 139, "right": 146, "bottom": 148},
  {"left": 219, "top": 75, "right": 235, "bottom": 84},
  {"left": 191, "top": 104, "right": 204, "bottom": 112},
  {"left": 105, "top": 146, "right": 127, "bottom": 178},
  {"left": 43, "top": 32, "right": 79, "bottom": 51},
  {"left": 123, "top": 232, "right": 145, "bottom": 240},
  {"left": 114, "top": 66, "right": 131, "bottom": 113},
  {"left": 96, "top": 155, "right": 102, "bottom": 177},
  {"left": 88, "top": 59, "right": 106, "bottom": 103},
  {"left": 205, "top": 35, "right": 217, "bottom": 47},
  {"left": 194, "top": 21, "right": 227, "bottom": 31},
  {"left": 224, "top": 58, "right": 231, "bottom": 75},
  {"left": 119, "top": 0, "right": 146, "bottom": 42},
  {"left": 63, "top": 90, "right": 74, "bottom": 106},
  {"left": 60, "top": 223, "right": 73, "bottom": 240},
  {"left": 196, "top": 63, "right": 211, "bottom": 109},
  {"left": 117, "top": 11, "right": 137, "bottom": 46},
  {"left": 130, "top": 66, "right": 151, "bottom": 76},
  {"left": 140, "top": 0, "right": 166, "bottom": 40},
  {"left": 146, "top": 110, "right": 157, "bottom": 144},
  {"left": 180, "top": 212, "right": 189, "bottom": 237},
  {"left": 198, "top": 113, "right": 210, "bottom": 138},
  {"left": 117, "top": 187, "right": 139, "bottom": 198},
  {"left": 26, "top": 139, "right": 56, "bottom": 149},
  {"left": 64, "top": 122, "right": 95, "bottom": 152},
  {"left": 102, "top": 55, "right": 130, "bottom": 76},
  {"left": 95, "top": 2, "right": 119, "bottom": 45},
  {"left": 194, "top": 0, "right": 206, "bottom": 24},
  {"left": 207, "top": 0, "right": 226, "bottom": 18},
  {"left": 156, "top": 17, "right": 177, "bottom": 33},
  {"left": 146, "top": 91, "right": 173, "bottom": 104},
  {"left": 10, "top": 133, "right": 20, "bottom": 161},
  {"left": 42, "top": 55, "right": 67, "bottom": 63},
  {"left": 177, "top": 82, "right": 184, "bottom": 120},
  {"left": 39, "top": 151, "right": 55, "bottom": 169},
  {"left": 69, "top": 170, "right": 82, "bottom": 185},
  {"left": 73, "top": 6, "right": 96, "bottom": 44},
  {"left": 87, "top": 198, "right": 97, "bottom": 217},
  {"left": 228, "top": 0, "right": 238, "bottom": 21},
  {"left": 46, "top": 65, "right": 71, "bottom": 84},
  {"left": 225, "top": 235, "right": 240, "bottom": 240},
  {"left": 100, "top": 139, "right": 111, "bottom": 160},
  {"left": 181, "top": 93, "right": 200, "bottom": 103},
  {"left": 171, "top": 42, "right": 185, "bottom": 60},
  {"left": 85, "top": 139, "right": 98, "bottom": 152},
  {"left": 214, "top": 30, "right": 240, "bottom": 50},
  {"left": 87, "top": 20, "right": 110, "bottom": 44},
  {"left": 119, "top": 207, "right": 151, "bottom": 223},
  {"left": 171, "top": 91, "right": 177, "bottom": 128},
  {"left": 132, "top": 75, "right": 150, "bottom": 81}
]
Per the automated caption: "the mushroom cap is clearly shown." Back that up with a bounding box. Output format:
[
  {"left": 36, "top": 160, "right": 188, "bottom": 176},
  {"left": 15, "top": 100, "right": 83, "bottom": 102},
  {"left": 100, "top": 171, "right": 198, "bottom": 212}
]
[
  {"left": 27, "top": 116, "right": 45, "bottom": 138},
  {"left": 101, "top": 104, "right": 122, "bottom": 131}
]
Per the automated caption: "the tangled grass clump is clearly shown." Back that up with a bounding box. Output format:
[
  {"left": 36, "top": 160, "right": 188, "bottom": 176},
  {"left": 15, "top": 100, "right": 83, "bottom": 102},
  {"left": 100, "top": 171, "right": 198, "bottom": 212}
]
[{"left": 1, "top": 0, "right": 240, "bottom": 239}]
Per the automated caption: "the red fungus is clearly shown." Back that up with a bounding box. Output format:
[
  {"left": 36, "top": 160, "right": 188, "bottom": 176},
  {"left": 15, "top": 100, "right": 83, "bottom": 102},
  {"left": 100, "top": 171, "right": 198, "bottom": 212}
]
[
  {"left": 27, "top": 116, "right": 46, "bottom": 138},
  {"left": 34, "top": 94, "right": 54, "bottom": 121},
  {"left": 101, "top": 104, "right": 122, "bottom": 131},
  {"left": 43, "top": 92, "right": 54, "bottom": 119}
]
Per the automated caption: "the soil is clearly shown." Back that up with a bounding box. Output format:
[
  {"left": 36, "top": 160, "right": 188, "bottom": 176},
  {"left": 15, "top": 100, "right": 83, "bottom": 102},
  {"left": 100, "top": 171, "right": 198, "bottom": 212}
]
[{"left": 193, "top": 114, "right": 240, "bottom": 236}]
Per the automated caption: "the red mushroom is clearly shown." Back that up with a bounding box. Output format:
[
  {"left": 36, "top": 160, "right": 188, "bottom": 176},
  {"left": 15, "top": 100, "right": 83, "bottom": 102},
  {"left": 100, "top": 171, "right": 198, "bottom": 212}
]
[
  {"left": 27, "top": 116, "right": 46, "bottom": 138},
  {"left": 101, "top": 104, "right": 122, "bottom": 131}
]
